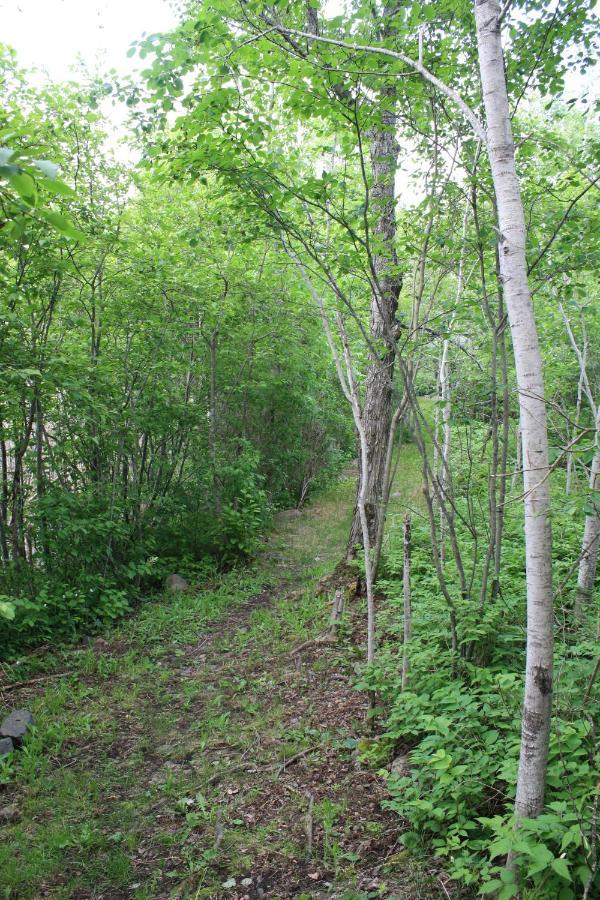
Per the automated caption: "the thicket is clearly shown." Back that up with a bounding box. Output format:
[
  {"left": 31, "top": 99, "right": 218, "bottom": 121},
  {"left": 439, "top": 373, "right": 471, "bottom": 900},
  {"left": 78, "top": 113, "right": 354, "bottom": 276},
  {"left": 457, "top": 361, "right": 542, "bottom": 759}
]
[
  {"left": 1, "top": 0, "right": 599, "bottom": 894},
  {"left": 0, "top": 51, "right": 352, "bottom": 655}
]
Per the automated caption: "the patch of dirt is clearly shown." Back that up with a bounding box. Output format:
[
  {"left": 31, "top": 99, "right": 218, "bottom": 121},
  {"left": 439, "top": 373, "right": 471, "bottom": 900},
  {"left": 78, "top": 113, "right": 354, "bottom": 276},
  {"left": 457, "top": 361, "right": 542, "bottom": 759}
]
[{"left": 0, "top": 481, "right": 452, "bottom": 899}]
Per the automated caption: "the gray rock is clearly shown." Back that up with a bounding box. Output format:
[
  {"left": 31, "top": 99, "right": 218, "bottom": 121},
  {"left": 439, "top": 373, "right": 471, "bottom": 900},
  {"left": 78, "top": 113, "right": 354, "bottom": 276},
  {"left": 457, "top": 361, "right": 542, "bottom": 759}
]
[
  {"left": 390, "top": 754, "right": 411, "bottom": 778},
  {"left": 164, "top": 574, "right": 189, "bottom": 592},
  {"left": 0, "top": 709, "right": 34, "bottom": 745},
  {"left": 0, "top": 803, "right": 19, "bottom": 823},
  {"left": 0, "top": 737, "right": 14, "bottom": 758}
]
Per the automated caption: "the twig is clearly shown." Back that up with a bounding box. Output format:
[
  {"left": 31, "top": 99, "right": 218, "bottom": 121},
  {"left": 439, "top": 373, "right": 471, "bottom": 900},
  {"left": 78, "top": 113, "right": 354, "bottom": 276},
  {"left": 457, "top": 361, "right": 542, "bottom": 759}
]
[
  {"left": 0, "top": 672, "right": 72, "bottom": 692},
  {"left": 208, "top": 745, "right": 320, "bottom": 785},
  {"left": 498, "top": 0, "right": 514, "bottom": 24},
  {"left": 207, "top": 759, "right": 257, "bottom": 785},
  {"left": 288, "top": 631, "right": 337, "bottom": 655},
  {"left": 213, "top": 810, "right": 225, "bottom": 851},
  {"left": 437, "top": 875, "right": 452, "bottom": 899},
  {"left": 277, "top": 745, "right": 320, "bottom": 775},
  {"left": 305, "top": 793, "right": 314, "bottom": 858},
  {"left": 583, "top": 656, "right": 600, "bottom": 705}
]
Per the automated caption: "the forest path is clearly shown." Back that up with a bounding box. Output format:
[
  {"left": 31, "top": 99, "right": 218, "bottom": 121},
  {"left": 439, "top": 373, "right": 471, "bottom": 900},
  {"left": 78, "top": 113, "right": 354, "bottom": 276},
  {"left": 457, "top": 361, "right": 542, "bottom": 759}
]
[{"left": 0, "top": 455, "right": 443, "bottom": 900}]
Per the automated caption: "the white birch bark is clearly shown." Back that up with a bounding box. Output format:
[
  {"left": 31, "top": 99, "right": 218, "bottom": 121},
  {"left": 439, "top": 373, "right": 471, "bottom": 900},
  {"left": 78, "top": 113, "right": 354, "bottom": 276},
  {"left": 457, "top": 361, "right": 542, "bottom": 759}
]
[{"left": 474, "top": 0, "right": 553, "bottom": 820}]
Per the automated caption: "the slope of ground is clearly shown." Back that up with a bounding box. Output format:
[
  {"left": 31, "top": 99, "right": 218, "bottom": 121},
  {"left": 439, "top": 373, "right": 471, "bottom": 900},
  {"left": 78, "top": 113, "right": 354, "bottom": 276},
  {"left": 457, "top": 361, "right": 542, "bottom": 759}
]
[{"left": 0, "top": 459, "right": 448, "bottom": 899}]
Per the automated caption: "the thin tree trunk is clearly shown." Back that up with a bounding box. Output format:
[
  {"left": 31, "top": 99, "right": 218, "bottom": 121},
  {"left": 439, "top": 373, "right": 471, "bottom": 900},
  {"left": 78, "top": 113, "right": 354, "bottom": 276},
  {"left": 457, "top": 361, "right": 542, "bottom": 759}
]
[
  {"left": 402, "top": 512, "right": 412, "bottom": 691},
  {"left": 559, "top": 305, "right": 598, "bottom": 618},
  {"left": 347, "top": 60, "right": 401, "bottom": 564},
  {"left": 0, "top": 423, "right": 9, "bottom": 565},
  {"left": 575, "top": 410, "right": 600, "bottom": 617},
  {"left": 209, "top": 328, "right": 221, "bottom": 516},
  {"left": 493, "top": 295, "right": 510, "bottom": 601},
  {"left": 372, "top": 396, "right": 408, "bottom": 576},
  {"left": 475, "top": 0, "right": 553, "bottom": 821},
  {"left": 567, "top": 364, "right": 584, "bottom": 495},
  {"left": 286, "top": 244, "right": 378, "bottom": 663},
  {"left": 438, "top": 198, "right": 470, "bottom": 564}
]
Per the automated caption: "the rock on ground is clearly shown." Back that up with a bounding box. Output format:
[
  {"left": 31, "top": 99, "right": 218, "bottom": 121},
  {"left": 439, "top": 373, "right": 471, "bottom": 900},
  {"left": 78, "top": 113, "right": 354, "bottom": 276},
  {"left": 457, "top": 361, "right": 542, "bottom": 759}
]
[
  {"left": 164, "top": 574, "right": 189, "bottom": 592},
  {"left": 0, "top": 737, "right": 14, "bottom": 758},
  {"left": 0, "top": 804, "right": 19, "bottom": 823},
  {"left": 0, "top": 709, "right": 35, "bottom": 745}
]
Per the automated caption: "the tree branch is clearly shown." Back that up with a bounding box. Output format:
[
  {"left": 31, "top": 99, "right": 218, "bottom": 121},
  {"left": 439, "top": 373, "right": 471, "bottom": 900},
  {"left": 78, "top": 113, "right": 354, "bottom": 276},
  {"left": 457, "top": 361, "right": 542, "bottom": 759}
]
[{"left": 273, "top": 27, "right": 487, "bottom": 143}]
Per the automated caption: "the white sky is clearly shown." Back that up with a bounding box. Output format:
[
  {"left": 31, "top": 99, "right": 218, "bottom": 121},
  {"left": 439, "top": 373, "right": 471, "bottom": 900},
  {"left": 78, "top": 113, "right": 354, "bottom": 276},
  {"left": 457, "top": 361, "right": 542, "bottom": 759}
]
[
  {"left": 1, "top": 0, "right": 178, "bottom": 81},
  {"left": 2, "top": 0, "right": 594, "bottom": 98}
]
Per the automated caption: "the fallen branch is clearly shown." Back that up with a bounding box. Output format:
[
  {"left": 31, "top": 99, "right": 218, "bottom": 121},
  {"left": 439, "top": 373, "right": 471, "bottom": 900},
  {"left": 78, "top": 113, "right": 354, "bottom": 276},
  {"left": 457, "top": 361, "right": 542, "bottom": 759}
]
[
  {"left": 276, "top": 745, "right": 320, "bottom": 775},
  {"left": 288, "top": 630, "right": 338, "bottom": 655},
  {"left": 0, "top": 672, "right": 72, "bottom": 692},
  {"left": 208, "top": 745, "right": 321, "bottom": 784}
]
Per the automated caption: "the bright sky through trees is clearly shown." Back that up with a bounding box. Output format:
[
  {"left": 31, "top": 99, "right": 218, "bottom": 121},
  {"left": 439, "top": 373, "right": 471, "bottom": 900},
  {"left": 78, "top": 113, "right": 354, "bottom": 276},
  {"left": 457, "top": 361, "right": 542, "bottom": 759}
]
[{"left": 1, "top": 0, "right": 177, "bottom": 81}]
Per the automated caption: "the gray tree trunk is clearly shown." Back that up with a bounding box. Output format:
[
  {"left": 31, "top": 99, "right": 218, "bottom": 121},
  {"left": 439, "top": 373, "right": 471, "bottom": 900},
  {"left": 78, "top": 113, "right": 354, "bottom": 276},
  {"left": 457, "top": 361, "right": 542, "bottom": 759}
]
[
  {"left": 575, "top": 411, "right": 600, "bottom": 617},
  {"left": 347, "top": 80, "right": 401, "bottom": 561},
  {"left": 402, "top": 512, "right": 412, "bottom": 691}
]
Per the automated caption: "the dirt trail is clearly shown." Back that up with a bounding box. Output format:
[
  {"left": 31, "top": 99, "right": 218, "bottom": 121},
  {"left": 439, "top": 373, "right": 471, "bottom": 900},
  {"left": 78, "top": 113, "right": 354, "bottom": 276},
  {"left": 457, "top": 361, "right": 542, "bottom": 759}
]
[{"left": 0, "top": 469, "right": 445, "bottom": 899}]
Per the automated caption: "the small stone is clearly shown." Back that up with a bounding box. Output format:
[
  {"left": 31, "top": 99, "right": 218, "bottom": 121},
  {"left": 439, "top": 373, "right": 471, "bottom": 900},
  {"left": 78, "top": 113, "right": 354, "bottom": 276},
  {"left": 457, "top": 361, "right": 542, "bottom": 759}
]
[
  {"left": 0, "top": 737, "right": 14, "bottom": 758},
  {"left": 164, "top": 574, "right": 189, "bottom": 592},
  {"left": 390, "top": 754, "right": 411, "bottom": 778},
  {"left": 0, "top": 709, "right": 34, "bottom": 745},
  {"left": 0, "top": 803, "right": 19, "bottom": 823}
]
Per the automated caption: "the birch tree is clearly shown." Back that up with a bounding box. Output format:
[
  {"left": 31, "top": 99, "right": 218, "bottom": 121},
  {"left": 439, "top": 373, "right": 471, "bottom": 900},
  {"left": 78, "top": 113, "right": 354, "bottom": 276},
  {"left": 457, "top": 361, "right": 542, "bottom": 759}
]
[
  {"left": 474, "top": 0, "right": 554, "bottom": 821},
  {"left": 266, "top": 0, "right": 555, "bottom": 822}
]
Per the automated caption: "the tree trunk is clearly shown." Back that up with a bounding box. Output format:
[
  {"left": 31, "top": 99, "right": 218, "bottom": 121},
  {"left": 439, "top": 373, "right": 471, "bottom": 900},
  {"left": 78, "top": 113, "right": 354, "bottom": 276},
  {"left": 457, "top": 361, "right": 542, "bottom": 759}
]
[
  {"left": 559, "top": 305, "right": 598, "bottom": 619},
  {"left": 0, "top": 424, "right": 9, "bottom": 565},
  {"left": 575, "top": 410, "right": 600, "bottom": 617},
  {"left": 209, "top": 328, "right": 221, "bottom": 516},
  {"left": 438, "top": 198, "right": 469, "bottom": 565},
  {"left": 402, "top": 512, "right": 412, "bottom": 691},
  {"left": 475, "top": 0, "right": 553, "bottom": 820},
  {"left": 347, "top": 74, "right": 401, "bottom": 564}
]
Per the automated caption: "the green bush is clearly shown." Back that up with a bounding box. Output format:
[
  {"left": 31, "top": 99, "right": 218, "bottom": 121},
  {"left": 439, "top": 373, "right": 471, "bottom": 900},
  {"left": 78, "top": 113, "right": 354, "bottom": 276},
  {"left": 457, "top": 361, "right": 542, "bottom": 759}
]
[{"left": 363, "top": 500, "right": 599, "bottom": 898}]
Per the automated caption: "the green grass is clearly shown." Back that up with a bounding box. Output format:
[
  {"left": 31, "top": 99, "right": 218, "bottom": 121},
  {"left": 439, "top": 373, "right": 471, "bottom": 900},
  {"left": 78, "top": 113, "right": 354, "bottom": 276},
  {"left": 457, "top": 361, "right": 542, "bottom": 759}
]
[{"left": 0, "top": 454, "right": 437, "bottom": 899}]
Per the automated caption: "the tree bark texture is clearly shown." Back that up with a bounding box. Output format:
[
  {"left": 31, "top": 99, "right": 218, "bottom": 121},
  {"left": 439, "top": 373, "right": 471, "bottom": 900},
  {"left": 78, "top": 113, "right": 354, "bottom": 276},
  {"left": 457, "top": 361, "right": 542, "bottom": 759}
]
[
  {"left": 347, "top": 80, "right": 401, "bottom": 561},
  {"left": 475, "top": 0, "right": 553, "bottom": 820}
]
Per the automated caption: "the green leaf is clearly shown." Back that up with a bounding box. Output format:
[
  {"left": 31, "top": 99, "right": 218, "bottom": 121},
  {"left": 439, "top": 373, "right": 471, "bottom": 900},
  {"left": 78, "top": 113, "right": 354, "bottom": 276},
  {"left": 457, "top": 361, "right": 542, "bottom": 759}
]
[
  {"left": 489, "top": 837, "right": 513, "bottom": 860},
  {"left": 41, "top": 177, "right": 76, "bottom": 198},
  {"left": 40, "top": 210, "right": 85, "bottom": 241},
  {"left": 33, "top": 159, "right": 59, "bottom": 179},
  {"left": 7, "top": 170, "right": 36, "bottom": 204},
  {"left": 525, "top": 842, "right": 554, "bottom": 874},
  {"left": 480, "top": 878, "right": 503, "bottom": 895},
  {"left": 0, "top": 147, "right": 15, "bottom": 166},
  {"left": 0, "top": 600, "right": 16, "bottom": 621},
  {"left": 551, "top": 858, "right": 572, "bottom": 882}
]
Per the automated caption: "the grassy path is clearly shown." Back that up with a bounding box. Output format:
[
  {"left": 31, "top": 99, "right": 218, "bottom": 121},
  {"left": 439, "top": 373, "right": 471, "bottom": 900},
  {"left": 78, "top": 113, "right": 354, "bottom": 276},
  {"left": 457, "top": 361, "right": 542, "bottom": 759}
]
[{"left": 0, "top": 464, "right": 441, "bottom": 899}]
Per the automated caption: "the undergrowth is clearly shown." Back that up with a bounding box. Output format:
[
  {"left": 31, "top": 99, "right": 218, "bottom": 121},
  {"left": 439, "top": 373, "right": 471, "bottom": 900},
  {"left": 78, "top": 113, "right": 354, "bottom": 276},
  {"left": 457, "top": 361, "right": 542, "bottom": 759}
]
[{"left": 360, "top": 480, "right": 599, "bottom": 899}]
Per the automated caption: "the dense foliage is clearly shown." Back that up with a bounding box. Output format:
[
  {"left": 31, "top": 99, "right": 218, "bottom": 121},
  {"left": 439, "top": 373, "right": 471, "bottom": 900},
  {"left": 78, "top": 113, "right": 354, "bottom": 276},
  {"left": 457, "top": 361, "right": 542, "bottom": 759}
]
[
  {"left": 0, "top": 0, "right": 598, "bottom": 896},
  {"left": 0, "top": 51, "right": 352, "bottom": 653}
]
